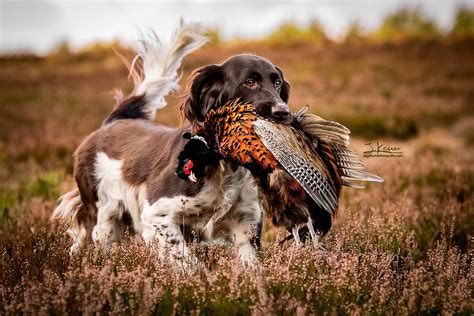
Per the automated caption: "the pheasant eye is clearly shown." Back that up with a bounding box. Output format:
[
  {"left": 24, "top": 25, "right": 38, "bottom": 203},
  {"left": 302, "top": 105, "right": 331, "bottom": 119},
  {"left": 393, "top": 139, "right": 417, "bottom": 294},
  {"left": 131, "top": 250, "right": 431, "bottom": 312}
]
[{"left": 244, "top": 79, "right": 256, "bottom": 88}]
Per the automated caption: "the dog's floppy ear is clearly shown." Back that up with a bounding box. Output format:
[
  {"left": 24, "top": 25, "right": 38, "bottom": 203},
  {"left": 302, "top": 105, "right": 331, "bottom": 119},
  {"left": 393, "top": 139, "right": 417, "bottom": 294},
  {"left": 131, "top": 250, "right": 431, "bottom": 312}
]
[
  {"left": 181, "top": 64, "right": 225, "bottom": 123},
  {"left": 276, "top": 66, "right": 291, "bottom": 103}
]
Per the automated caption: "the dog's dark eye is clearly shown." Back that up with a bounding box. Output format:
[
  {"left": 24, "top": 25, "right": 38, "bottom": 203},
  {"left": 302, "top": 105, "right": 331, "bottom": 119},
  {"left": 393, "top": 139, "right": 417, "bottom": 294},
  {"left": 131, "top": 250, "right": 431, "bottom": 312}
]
[
  {"left": 274, "top": 79, "right": 282, "bottom": 88},
  {"left": 244, "top": 79, "right": 256, "bottom": 88}
]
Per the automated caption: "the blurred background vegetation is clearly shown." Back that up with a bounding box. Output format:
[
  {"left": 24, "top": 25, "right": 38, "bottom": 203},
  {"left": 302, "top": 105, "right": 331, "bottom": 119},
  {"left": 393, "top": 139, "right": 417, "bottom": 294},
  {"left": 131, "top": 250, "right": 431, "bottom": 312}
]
[
  {"left": 0, "top": 4, "right": 472, "bottom": 244},
  {"left": 0, "top": 6, "right": 473, "bottom": 314}
]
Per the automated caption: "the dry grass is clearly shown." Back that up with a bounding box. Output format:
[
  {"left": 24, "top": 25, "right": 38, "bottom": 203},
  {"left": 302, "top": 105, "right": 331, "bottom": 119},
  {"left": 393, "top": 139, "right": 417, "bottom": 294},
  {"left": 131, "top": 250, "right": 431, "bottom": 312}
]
[{"left": 0, "top": 37, "right": 473, "bottom": 314}]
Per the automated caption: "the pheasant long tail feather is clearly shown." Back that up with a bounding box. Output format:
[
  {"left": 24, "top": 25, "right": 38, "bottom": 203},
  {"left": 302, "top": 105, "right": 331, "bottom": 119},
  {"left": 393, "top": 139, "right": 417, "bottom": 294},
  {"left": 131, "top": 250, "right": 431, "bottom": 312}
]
[
  {"left": 299, "top": 114, "right": 351, "bottom": 146},
  {"left": 298, "top": 111, "right": 383, "bottom": 188},
  {"left": 331, "top": 144, "right": 383, "bottom": 186}
]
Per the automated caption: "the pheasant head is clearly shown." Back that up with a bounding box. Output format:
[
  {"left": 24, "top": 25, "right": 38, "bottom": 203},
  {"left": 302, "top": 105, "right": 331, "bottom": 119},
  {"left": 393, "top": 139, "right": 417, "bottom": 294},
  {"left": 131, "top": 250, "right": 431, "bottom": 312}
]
[{"left": 175, "top": 133, "right": 221, "bottom": 182}]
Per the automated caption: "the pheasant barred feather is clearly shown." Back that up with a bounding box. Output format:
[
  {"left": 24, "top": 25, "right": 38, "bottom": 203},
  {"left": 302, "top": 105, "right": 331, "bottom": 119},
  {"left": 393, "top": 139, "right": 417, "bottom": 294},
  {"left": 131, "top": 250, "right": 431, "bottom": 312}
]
[
  {"left": 181, "top": 100, "right": 383, "bottom": 243},
  {"left": 252, "top": 120, "right": 338, "bottom": 214},
  {"left": 296, "top": 111, "right": 383, "bottom": 188},
  {"left": 195, "top": 100, "right": 340, "bottom": 215}
]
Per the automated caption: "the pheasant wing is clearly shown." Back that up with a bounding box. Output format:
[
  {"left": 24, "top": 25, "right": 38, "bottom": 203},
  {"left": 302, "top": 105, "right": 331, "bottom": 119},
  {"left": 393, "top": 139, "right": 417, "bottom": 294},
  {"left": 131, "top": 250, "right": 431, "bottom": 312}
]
[
  {"left": 253, "top": 119, "right": 338, "bottom": 214},
  {"left": 297, "top": 112, "right": 383, "bottom": 187}
]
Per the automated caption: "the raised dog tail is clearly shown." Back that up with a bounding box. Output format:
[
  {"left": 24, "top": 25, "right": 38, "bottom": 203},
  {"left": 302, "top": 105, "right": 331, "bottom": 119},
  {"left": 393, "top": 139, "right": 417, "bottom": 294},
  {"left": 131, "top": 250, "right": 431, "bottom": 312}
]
[{"left": 103, "top": 21, "right": 207, "bottom": 125}]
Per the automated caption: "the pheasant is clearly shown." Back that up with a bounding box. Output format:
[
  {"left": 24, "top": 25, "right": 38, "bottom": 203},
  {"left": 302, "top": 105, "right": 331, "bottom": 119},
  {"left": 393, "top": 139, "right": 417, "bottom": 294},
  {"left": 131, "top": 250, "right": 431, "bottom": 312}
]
[{"left": 176, "top": 100, "right": 383, "bottom": 247}]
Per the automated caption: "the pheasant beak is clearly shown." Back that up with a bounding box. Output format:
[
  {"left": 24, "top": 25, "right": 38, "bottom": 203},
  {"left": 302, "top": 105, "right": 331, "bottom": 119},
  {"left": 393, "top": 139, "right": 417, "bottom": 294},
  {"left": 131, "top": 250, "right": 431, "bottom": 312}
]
[{"left": 188, "top": 171, "right": 197, "bottom": 183}]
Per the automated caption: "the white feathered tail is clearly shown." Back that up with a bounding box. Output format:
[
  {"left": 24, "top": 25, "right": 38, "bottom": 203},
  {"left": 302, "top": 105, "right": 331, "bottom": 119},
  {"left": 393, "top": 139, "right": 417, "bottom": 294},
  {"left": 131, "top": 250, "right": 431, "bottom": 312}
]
[
  {"left": 103, "top": 21, "right": 208, "bottom": 124},
  {"left": 133, "top": 22, "right": 208, "bottom": 120}
]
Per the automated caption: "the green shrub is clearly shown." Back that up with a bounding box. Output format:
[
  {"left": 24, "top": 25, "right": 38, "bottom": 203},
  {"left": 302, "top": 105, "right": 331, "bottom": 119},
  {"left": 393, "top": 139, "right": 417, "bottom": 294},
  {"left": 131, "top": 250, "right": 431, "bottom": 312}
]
[
  {"left": 51, "top": 41, "right": 72, "bottom": 58},
  {"left": 204, "top": 28, "right": 221, "bottom": 45},
  {"left": 452, "top": 6, "right": 474, "bottom": 36},
  {"left": 28, "top": 171, "right": 63, "bottom": 200},
  {"left": 373, "top": 8, "right": 440, "bottom": 41},
  {"left": 265, "top": 21, "right": 327, "bottom": 46},
  {"left": 331, "top": 114, "right": 419, "bottom": 140},
  {"left": 0, "top": 191, "right": 15, "bottom": 220},
  {"left": 344, "top": 22, "right": 365, "bottom": 42}
]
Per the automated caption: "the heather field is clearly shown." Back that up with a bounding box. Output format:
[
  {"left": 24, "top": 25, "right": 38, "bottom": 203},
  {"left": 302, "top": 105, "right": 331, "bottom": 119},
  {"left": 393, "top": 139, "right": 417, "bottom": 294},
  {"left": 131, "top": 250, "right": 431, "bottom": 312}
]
[{"left": 1, "top": 29, "right": 474, "bottom": 313}]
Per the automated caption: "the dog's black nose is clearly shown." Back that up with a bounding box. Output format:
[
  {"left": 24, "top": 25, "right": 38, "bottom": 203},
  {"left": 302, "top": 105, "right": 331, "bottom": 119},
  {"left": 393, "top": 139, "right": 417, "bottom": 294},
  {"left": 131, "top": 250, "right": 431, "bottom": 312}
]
[{"left": 272, "top": 104, "right": 290, "bottom": 121}]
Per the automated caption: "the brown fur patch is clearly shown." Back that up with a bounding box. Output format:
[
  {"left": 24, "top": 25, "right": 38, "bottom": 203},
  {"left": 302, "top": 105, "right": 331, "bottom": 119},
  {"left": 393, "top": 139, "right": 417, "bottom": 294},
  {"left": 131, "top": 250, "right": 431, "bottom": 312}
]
[{"left": 74, "top": 120, "right": 207, "bottom": 209}]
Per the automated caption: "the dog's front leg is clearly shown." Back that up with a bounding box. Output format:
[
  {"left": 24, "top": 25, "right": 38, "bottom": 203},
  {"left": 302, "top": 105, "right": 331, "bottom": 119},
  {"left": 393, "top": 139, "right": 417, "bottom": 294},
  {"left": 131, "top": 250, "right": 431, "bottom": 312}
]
[
  {"left": 229, "top": 184, "right": 262, "bottom": 267},
  {"left": 228, "top": 221, "right": 259, "bottom": 267},
  {"left": 92, "top": 199, "right": 126, "bottom": 247},
  {"left": 141, "top": 199, "right": 198, "bottom": 271}
]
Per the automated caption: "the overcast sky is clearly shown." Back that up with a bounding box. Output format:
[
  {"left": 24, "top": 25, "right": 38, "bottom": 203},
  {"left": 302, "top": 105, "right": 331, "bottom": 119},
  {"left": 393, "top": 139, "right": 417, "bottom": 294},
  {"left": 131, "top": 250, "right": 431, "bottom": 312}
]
[{"left": 1, "top": 0, "right": 473, "bottom": 54}]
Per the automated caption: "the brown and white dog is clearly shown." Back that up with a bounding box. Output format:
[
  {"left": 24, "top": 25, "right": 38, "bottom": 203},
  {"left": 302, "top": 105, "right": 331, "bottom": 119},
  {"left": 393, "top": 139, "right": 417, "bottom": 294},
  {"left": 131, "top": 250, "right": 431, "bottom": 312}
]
[{"left": 53, "top": 22, "right": 291, "bottom": 269}]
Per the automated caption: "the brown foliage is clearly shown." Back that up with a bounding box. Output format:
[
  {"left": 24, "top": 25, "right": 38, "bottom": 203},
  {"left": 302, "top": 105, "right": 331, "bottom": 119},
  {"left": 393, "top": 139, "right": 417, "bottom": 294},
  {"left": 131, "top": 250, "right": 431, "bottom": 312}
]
[{"left": 0, "top": 38, "right": 473, "bottom": 314}]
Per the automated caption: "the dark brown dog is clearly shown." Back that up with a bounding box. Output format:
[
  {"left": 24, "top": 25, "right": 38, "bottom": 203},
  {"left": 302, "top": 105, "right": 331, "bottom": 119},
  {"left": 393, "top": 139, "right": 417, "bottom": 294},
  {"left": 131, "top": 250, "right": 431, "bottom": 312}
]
[
  {"left": 53, "top": 23, "right": 291, "bottom": 270},
  {"left": 182, "top": 54, "right": 291, "bottom": 125}
]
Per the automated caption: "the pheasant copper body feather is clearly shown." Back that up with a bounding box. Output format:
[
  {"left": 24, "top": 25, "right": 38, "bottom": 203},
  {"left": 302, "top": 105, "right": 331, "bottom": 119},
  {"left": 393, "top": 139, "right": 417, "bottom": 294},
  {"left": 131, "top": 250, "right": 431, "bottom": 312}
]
[
  {"left": 183, "top": 100, "right": 383, "bottom": 246},
  {"left": 195, "top": 101, "right": 278, "bottom": 172}
]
